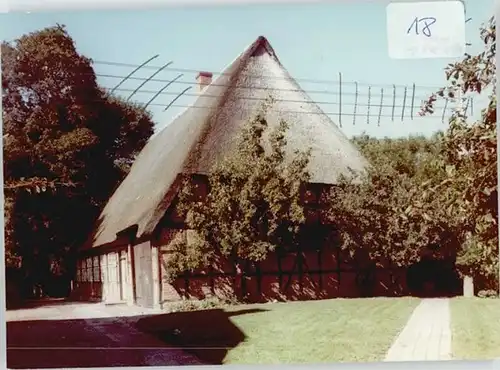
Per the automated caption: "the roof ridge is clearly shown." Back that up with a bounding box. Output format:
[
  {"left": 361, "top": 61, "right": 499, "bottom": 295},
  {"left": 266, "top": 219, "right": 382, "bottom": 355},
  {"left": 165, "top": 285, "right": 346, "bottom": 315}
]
[{"left": 247, "top": 35, "right": 281, "bottom": 64}]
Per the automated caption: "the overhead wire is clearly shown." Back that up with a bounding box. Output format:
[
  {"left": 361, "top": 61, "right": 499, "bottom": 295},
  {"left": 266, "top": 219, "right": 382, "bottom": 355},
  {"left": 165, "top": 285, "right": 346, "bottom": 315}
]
[
  {"left": 92, "top": 59, "right": 446, "bottom": 90},
  {"left": 95, "top": 72, "right": 441, "bottom": 100},
  {"left": 87, "top": 57, "right": 460, "bottom": 119},
  {"left": 143, "top": 102, "right": 448, "bottom": 120},
  {"left": 109, "top": 86, "right": 442, "bottom": 111}
]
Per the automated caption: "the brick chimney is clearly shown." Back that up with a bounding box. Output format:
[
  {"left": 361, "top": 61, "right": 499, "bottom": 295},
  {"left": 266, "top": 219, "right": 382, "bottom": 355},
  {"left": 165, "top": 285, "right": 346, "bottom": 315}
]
[{"left": 196, "top": 71, "right": 213, "bottom": 92}]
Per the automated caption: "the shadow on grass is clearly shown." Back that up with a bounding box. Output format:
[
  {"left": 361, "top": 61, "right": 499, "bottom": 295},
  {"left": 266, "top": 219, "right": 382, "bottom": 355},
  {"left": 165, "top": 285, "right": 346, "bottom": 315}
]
[
  {"left": 136, "top": 308, "right": 267, "bottom": 364},
  {"left": 7, "top": 306, "right": 267, "bottom": 368}
]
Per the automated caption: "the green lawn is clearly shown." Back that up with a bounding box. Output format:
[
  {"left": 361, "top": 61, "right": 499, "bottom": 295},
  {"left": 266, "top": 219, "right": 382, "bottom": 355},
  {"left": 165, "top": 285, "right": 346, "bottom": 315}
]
[
  {"left": 450, "top": 298, "right": 500, "bottom": 360},
  {"left": 221, "top": 298, "right": 419, "bottom": 364}
]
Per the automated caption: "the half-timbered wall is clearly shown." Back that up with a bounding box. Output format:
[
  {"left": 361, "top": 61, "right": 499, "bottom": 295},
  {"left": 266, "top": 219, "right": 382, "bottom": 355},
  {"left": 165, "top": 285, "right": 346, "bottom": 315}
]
[
  {"left": 157, "top": 228, "right": 409, "bottom": 304},
  {"left": 155, "top": 175, "right": 410, "bottom": 304}
]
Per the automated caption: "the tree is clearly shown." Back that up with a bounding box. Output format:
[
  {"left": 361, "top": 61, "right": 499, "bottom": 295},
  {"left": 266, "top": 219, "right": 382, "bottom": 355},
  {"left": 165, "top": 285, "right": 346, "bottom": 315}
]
[
  {"left": 329, "top": 16, "right": 498, "bottom": 293},
  {"left": 2, "top": 25, "right": 155, "bottom": 296},
  {"left": 166, "top": 112, "right": 311, "bottom": 281},
  {"left": 329, "top": 134, "right": 461, "bottom": 270},
  {"left": 421, "top": 16, "right": 497, "bottom": 288}
]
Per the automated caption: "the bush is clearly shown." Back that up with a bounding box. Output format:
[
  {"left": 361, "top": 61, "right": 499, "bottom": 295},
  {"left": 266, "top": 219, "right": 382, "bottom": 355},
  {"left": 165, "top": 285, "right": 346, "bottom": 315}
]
[
  {"left": 477, "top": 289, "right": 498, "bottom": 299},
  {"left": 165, "top": 296, "right": 241, "bottom": 313}
]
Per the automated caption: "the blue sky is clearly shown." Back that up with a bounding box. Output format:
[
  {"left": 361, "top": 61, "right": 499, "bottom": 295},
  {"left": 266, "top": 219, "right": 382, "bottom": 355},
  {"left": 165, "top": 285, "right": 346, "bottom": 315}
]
[{"left": 0, "top": 0, "right": 494, "bottom": 138}]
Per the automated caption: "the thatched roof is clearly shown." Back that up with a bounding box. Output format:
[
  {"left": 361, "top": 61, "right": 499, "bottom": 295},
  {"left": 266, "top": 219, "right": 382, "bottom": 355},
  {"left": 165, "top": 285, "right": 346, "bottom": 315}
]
[{"left": 89, "top": 36, "right": 369, "bottom": 248}]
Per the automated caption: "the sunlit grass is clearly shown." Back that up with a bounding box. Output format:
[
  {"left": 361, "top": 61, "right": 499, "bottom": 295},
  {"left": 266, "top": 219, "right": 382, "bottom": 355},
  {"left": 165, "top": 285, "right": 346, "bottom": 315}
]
[
  {"left": 450, "top": 298, "right": 500, "bottom": 360},
  {"left": 223, "top": 297, "right": 419, "bottom": 364}
]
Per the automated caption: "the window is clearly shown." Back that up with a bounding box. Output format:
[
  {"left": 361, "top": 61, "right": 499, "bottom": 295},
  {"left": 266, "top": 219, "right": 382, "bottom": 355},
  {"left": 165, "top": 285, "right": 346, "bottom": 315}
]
[
  {"left": 298, "top": 224, "right": 335, "bottom": 251},
  {"left": 76, "top": 260, "right": 82, "bottom": 282},
  {"left": 82, "top": 258, "right": 87, "bottom": 282},
  {"left": 302, "top": 189, "right": 318, "bottom": 205},
  {"left": 86, "top": 257, "right": 93, "bottom": 282},
  {"left": 100, "top": 255, "right": 107, "bottom": 282},
  {"left": 93, "top": 256, "right": 100, "bottom": 282},
  {"left": 80, "top": 259, "right": 87, "bottom": 282}
]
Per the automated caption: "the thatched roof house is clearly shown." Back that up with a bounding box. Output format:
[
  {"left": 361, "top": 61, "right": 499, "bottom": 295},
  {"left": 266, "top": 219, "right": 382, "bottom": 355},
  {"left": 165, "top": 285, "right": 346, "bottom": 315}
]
[
  {"left": 73, "top": 35, "right": 371, "bottom": 307},
  {"left": 90, "top": 35, "right": 368, "bottom": 249},
  {"left": 92, "top": 36, "right": 367, "bottom": 246}
]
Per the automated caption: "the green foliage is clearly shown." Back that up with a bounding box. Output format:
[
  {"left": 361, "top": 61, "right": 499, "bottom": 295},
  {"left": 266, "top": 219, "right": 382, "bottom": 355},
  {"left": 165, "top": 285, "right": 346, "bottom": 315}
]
[
  {"left": 329, "top": 134, "right": 461, "bottom": 267},
  {"left": 330, "top": 16, "right": 498, "bottom": 291},
  {"left": 422, "top": 16, "right": 497, "bottom": 286},
  {"left": 2, "top": 25, "right": 155, "bottom": 293},
  {"left": 169, "top": 113, "right": 311, "bottom": 279},
  {"left": 166, "top": 18, "right": 497, "bottom": 293},
  {"left": 166, "top": 296, "right": 240, "bottom": 313}
]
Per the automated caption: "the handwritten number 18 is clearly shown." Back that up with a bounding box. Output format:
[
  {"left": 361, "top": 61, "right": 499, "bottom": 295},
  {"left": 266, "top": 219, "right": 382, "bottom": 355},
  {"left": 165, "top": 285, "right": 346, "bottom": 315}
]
[{"left": 407, "top": 17, "right": 437, "bottom": 37}]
